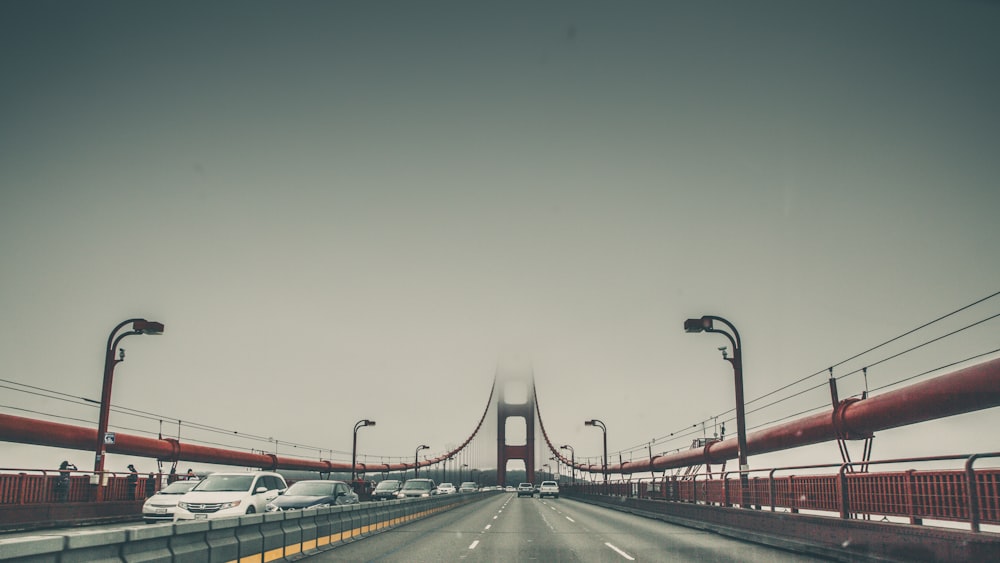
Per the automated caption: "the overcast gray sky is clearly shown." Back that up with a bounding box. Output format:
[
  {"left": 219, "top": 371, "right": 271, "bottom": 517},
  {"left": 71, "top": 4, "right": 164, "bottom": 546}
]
[{"left": 2, "top": 1, "right": 998, "bottom": 475}]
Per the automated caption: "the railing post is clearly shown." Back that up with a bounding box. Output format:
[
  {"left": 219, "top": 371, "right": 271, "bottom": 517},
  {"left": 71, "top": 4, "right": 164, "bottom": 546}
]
[
  {"left": 768, "top": 469, "right": 777, "bottom": 512},
  {"left": 906, "top": 469, "right": 922, "bottom": 525},
  {"left": 16, "top": 472, "right": 27, "bottom": 505},
  {"left": 966, "top": 454, "right": 982, "bottom": 532},
  {"left": 839, "top": 463, "right": 850, "bottom": 519},
  {"left": 722, "top": 471, "right": 731, "bottom": 507}
]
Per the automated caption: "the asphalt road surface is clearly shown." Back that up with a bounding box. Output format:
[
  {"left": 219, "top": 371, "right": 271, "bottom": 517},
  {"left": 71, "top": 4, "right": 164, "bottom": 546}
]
[{"left": 307, "top": 493, "right": 823, "bottom": 562}]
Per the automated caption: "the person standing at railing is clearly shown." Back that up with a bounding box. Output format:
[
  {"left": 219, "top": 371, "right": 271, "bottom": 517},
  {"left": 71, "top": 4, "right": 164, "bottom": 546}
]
[
  {"left": 145, "top": 472, "right": 156, "bottom": 498},
  {"left": 55, "top": 460, "right": 76, "bottom": 502},
  {"left": 126, "top": 464, "right": 138, "bottom": 500}
]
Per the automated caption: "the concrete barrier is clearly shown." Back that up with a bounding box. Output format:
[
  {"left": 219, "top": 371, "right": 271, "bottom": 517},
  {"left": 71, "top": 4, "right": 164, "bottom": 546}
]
[
  {"left": 205, "top": 518, "right": 238, "bottom": 563},
  {"left": 0, "top": 493, "right": 493, "bottom": 562}
]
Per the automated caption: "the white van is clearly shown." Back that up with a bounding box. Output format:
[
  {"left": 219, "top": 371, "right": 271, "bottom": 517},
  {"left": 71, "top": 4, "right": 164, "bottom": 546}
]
[{"left": 174, "top": 472, "right": 287, "bottom": 520}]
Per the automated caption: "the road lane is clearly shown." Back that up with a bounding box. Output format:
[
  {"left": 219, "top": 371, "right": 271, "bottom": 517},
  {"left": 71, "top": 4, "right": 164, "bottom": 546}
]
[
  {"left": 308, "top": 493, "right": 511, "bottom": 561},
  {"left": 307, "top": 494, "right": 825, "bottom": 562}
]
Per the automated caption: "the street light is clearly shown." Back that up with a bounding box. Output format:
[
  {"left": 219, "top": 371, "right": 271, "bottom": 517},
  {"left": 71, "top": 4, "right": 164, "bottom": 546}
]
[
  {"left": 93, "top": 318, "right": 164, "bottom": 501},
  {"left": 560, "top": 444, "right": 576, "bottom": 484},
  {"left": 542, "top": 463, "right": 551, "bottom": 481},
  {"left": 685, "top": 314, "right": 750, "bottom": 508},
  {"left": 414, "top": 444, "right": 429, "bottom": 478},
  {"left": 461, "top": 463, "right": 468, "bottom": 484},
  {"left": 584, "top": 419, "right": 607, "bottom": 484},
  {"left": 352, "top": 419, "right": 376, "bottom": 483}
]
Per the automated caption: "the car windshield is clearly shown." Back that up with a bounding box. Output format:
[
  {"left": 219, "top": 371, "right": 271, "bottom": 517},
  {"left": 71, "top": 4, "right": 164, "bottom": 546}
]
[
  {"left": 284, "top": 482, "right": 337, "bottom": 496},
  {"left": 158, "top": 481, "right": 198, "bottom": 494},
  {"left": 402, "top": 480, "right": 433, "bottom": 491},
  {"left": 439, "top": 483, "right": 454, "bottom": 488},
  {"left": 460, "top": 482, "right": 476, "bottom": 488},
  {"left": 541, "top": 481, "right": 557, "bottom": 486},
  {"left": 374, "top": 480, "right": 399, "bottom": 491},
  {"left": 192, "top": 474, "right": 255, "bottom": 492}
]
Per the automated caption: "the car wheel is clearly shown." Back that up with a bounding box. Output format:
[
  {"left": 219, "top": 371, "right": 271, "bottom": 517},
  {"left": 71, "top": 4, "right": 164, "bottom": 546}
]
[{"left": 246, "top": 505, "right": 256, "bottom": 514}]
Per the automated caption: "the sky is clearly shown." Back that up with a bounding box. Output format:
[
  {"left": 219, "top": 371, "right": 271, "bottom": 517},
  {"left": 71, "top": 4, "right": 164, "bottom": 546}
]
[{"left": 1, "top": 1, "right": 999, "bottom": 477}]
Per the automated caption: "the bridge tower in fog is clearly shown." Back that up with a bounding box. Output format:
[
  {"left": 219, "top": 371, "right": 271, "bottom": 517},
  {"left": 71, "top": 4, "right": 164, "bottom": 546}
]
[{"left": 495, "top": 368, "right": 535, "bottom": 487}]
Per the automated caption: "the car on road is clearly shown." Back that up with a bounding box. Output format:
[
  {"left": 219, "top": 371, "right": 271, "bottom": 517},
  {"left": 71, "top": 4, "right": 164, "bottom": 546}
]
[
  {"left": 538, "top": 480, "right": 559, "bottom": 499},
  {"left": 504, "top": 485, "right": 515, "bottom": 492},
  {"left": 458, "top": 481, "right": 478, "bottom": 493},
  {"left": 174, "top": 471, "right": 287, "bottom": 521},
  {"left": 142, "top": 479, "right": 199, "bottom": 523},
  {"left": 436, "top": 482, "right": 457, "bottom": 494},
  {"left": 516, "top": 482, "right": 535, "bottom": 497},
  {"left": 397, "top": 478, "right": 436, "bottom": 498},
  {"left": 371, "top": 479, "right": 403, "bottom": 501},
  {"left": 265, "top": 480, "right": 357, "bottom": 512}
]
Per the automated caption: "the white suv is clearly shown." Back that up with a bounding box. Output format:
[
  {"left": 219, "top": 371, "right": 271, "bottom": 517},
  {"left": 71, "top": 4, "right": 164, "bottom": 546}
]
[
  {"left": 538, "top": 480, "right": 559, "bottom": 499},
  {"left": 174, "top": 472, "right": 287, "bottom": 520}
]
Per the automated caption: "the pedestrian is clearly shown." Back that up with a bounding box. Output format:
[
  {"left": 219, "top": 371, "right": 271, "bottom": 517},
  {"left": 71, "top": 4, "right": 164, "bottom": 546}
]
[
  {"left": 145, "top": 472, "right": 156, "bottom": 498},
  {"left": 186, "top": 468, "right": 197, "bottom": 480},
  {"left": 55, "top": 460, "right": 76, "bottom": 502},
  {"left": 126, "top": 464, "right": 138, "bottom": 500}
]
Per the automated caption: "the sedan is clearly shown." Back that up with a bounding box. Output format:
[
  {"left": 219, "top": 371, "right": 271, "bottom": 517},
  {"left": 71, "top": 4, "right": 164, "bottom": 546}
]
[
  {"left": 142, "top": 480, "right": 199, "bottom": 523},
  {"left": 436, "top": 482, "right": 457, "bottom": 494},
  {"left": 371, "top": 479, "right": 403, "bottom": 501},
  {"left": 266, "top": 480, "right": 358, "bottom": 512}
]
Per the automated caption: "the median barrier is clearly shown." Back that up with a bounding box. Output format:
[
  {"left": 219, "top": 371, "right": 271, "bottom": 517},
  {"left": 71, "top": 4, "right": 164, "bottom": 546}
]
[
  {"left": 296, "top": 509, "right": 318, "bottom": 555},
  {"left": 278, "top": 510, "right": 302, "bottom": 559},
  {"left": 204, "top": 518, "right": 238, "bottom": 563},
  {"left": 170, "top": 520, "right": 210, "bottom": 562},
  {"left": 120, "top": 524, "right": 172, "bottom": 563},
  {"left": 0, "top": 492, "right": 492, "bottom": 562}
]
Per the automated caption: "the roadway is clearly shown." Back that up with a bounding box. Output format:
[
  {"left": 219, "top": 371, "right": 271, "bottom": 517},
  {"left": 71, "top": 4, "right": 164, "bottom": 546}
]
[{"left": 310, "top": 493, "right": 823, "bottom": 562}]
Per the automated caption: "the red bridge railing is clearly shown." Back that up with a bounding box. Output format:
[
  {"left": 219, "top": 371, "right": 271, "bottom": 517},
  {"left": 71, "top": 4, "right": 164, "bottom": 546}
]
[
  {"left": 0, "top": 468, "right": 163, "bottom": 504},
  {"left": 563, "top": 452, "right": 1000, "bottom": 532}
]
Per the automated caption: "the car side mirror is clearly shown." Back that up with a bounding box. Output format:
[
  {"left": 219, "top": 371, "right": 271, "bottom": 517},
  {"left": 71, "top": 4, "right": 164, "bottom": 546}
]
[
  {"left": 256, "top": 486, "right": 268, "bottom": 494},
  {"left": 336, "top": 491, "right": 345, "bottom": 497}
]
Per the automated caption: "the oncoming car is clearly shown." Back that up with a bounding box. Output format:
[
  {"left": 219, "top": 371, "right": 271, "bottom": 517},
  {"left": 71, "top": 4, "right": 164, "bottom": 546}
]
[
  {"left": 142, "top": 479, "right": 199, "bottom": 523},
  {"left": 174, "top": 472, "right": 287, "bottom": 520},
  {"left": 266, "top": 480, "right": 357, "bottom": 512},
  {"left": 436, "top": 482, "right": 457, "bottom": 494},
  {"left": 397, "top": 478, "right": 436, "bottom": 498},
  {"left": 371, "top": 479, "right": 403, "bottom": 501}
]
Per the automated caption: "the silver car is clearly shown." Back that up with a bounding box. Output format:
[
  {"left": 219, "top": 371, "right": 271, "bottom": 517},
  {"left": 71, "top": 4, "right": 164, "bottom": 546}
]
[{"left": 142, "top": 480, "right": 199, "bottom": 523}]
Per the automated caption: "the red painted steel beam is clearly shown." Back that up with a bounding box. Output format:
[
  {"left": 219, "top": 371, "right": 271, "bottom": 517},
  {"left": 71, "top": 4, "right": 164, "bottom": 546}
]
[
  {"left": 0, "top": 379, "right": 499, "bottom": 476},
  {"left": 610, "top": 356, "right": 1000, "bottom": 475},
  {"left": 0, "top": 413, "right": 424, "bottom": 474}
]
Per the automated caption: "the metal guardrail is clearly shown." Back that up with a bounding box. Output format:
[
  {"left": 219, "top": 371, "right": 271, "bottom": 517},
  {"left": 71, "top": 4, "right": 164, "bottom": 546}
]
[{"left": 561, "top": 452, "right": 1000, "bottom": 532}]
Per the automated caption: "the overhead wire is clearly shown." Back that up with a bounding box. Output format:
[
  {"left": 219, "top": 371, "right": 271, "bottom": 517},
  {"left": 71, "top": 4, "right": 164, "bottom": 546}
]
[{"left": 613, "top": 291, "right": 1000, "bottom": 457}]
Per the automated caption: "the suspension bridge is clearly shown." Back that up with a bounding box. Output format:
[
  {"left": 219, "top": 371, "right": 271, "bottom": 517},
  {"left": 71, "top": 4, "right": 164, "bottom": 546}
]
[{"left": 1, "top": 297, "right": 999, "bottom": 561}]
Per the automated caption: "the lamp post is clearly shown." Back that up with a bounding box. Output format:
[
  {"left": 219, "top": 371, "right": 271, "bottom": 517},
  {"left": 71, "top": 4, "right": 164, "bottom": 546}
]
[
  {"left": 560, "top": 444, "right": 576, "bottom": 484},
  {"left": 352, "top": 419, "right": 376, "bottom": 483},
  {"left": 461, "top": 463, "right": 468, "bottom": 484},
  {"left": 549, "top": 456, "right": 560, "bottom": 480},
  {"left": 414, "top": 444, "right": 429, "bottom": 478},
  {"left": 685, "top": 315, "right": 749, "bottom": 508},
  {"left": 542, "top": 463, "right": 551, "bottom": 481},
  {"left": 93, "top": 318, "right": 164, "bottom": 501},
  {"left": 584, "top": 419, "right": 607, "bottom": 484}
]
